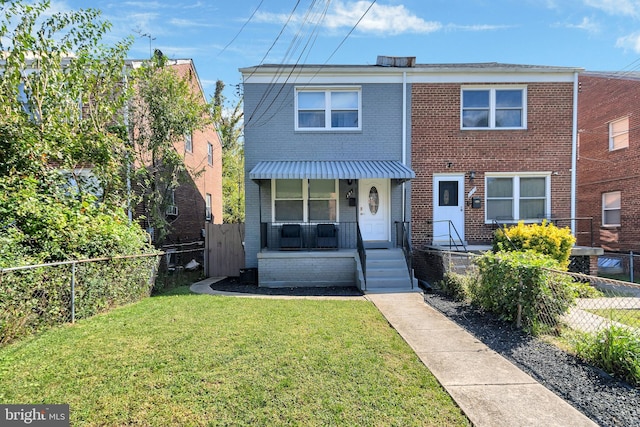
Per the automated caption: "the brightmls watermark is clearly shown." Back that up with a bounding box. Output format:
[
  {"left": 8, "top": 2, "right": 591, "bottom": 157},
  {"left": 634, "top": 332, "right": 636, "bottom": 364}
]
[{"left": 1, "top": 405, "right": 69, "bottom": 426}]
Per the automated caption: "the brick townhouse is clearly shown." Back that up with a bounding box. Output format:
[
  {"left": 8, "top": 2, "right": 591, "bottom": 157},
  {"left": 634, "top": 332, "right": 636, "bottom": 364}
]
[
  {"left": 411, "top": 63, "right": 581, "bottom": 249},
  {"left": 240, "top": 58, "right": 586, "bottom": 289},
  {"left": 577, "top": 72, "right": 640, "bottom": 252},
  {"left": 129, "top": 59, "right": 223, "bottom": 246}
]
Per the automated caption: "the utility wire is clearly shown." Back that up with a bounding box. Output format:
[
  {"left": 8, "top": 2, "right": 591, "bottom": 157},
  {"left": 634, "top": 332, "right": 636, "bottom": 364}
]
[
  {"left": 217, "top": 0, "right": 265, "bottom": 57},
  {"left": 246, "top": 0, "right": 378, "bottom": 127}
]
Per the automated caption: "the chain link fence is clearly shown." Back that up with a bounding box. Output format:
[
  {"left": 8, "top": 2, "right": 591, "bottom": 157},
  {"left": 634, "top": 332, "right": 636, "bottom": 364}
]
[
  {"left": 0, "top": 253, "right": 164, "bottom": 347},
  {"left": 597, "top": 251, "right": 640, "bottom": 285},
  {"left": 430, "top": 249, "right": 640, "bottom": 335}
]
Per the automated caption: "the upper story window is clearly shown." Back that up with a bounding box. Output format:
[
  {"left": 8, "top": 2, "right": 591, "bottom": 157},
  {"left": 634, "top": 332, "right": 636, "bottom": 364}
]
[
  {"left": 485, "top": 173, "right": 549, "bottom": 223},
  {"left": 295, "top": 87, "right": 361, "bottom": 131},
  {"left": 602, "top": 191, "right": 621, "bottom": 227},
  {"left": 207, "top": 142, "right": 213, "bottom": 165},
  {"left": 185, "top": 133, "right": 193, "bottom": 153},
  {"left": 609, "top": 117, "right": 629, "bottom": 151},
  {"left": 461, "top": 87, "right": 526, "bottom": 129}
]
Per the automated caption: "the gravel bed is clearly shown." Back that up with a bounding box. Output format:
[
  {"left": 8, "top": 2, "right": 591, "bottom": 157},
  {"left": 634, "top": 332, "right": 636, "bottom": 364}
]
[{"left": 424, "top": 291, "right": 640, "bottom": 427}]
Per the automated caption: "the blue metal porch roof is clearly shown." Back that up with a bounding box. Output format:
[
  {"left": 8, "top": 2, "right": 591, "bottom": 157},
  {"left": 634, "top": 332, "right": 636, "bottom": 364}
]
[{"left": 249, "top": 160, "right": 415, "bottom": 181}]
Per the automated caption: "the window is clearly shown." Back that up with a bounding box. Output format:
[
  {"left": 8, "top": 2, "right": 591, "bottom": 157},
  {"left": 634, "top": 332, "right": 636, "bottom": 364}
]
[
  {"left": 602, "top": 191, "right": 621, "bottom": 227},
  {"left": 165, "top": 190, "right": 178, "bottom": 216},
  {"left": 462, "top": 87, "right": 526, "bottom": 129},
  {"left": 609, "top": 117, "right": 629, "bottom": 150},
  {"left": 185, "top": 133, "right": 193, "bottom": 153},
  {"left": 273, "top": 179, "right": 338, "bottom": 222},
  {"left": 18, "top": 82, "right": 29, "bottom": 114},
  {"left": 295, "top": 88, "right": 361, "bottom": 130},
  {"left": 309, "top": 180, "right": 337, "bottom": 221},
  {"left": 61, "top": 168, "right": 102, "bottom": 198},
  {"left": 207, "top": 142, "right": 213, "bottom": 165},
  {"left": 206, "top": 193, "right": 212, "bottom": 221},
  {"left": 486, "top": 174, "right": 549, "bottom": 222}
]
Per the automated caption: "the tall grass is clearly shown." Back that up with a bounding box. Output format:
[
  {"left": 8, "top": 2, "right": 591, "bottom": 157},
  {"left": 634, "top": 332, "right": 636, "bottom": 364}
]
[{"left": 575, "top": 325, "right": 640, "bottom": 386}]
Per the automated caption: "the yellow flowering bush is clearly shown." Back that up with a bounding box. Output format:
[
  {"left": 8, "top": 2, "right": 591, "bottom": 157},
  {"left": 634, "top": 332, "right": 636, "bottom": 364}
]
[{"left": 493, "top": 220, "right": 575, "bottom": 269}]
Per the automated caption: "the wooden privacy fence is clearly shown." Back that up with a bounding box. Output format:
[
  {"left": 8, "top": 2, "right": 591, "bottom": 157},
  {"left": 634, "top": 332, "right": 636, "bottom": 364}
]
[{"left": 205, "top": 223, "right": 245, "bottom": 277}]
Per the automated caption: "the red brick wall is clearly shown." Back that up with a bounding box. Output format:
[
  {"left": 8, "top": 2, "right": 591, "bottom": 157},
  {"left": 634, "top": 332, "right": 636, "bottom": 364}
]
[
  {"left": 577, "top": 74, "right": 640, "bottom": 251},
  {"left": 165, "top": 62, "right": 223, "bottom": 244},
  {"left": 411, "top": 82, "right": 575, "bottom": 248}
]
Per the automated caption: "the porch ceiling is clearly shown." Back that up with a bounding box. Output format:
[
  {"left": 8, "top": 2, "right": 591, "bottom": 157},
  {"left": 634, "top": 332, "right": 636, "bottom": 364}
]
[{"left": 249, "top": 160, "right": 415, "bottom": 181}]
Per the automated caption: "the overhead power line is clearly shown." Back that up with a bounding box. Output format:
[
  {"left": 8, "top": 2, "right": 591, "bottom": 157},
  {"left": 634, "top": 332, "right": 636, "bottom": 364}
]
[{"left": 218, "top": 0, "right": 266, "bottom": 57}]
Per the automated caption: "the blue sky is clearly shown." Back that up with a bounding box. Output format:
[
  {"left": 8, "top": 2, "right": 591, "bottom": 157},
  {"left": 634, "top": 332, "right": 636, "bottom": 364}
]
[{"left": 49, "top": 0, "right": 640, "bottom": 100}]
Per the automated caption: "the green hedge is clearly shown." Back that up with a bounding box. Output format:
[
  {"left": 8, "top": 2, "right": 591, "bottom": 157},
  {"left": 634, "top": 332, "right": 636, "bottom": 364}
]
[
  {"left": 0, "top": 256, "right": 158, "bottom": 346},
  {"left": 470, "top": 250, "right": 575, "bottom": 334}
]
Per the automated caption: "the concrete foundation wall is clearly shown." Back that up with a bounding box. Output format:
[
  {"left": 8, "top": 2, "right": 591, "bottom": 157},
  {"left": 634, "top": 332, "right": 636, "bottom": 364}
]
[{"left": 257, "top": 251, "right": 358, "bottom": 287}]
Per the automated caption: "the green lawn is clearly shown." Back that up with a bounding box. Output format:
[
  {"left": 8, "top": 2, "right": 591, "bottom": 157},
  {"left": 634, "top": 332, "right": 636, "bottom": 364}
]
[
  {"left": 587, "top": 308, "right": 640, "bottom": 328},
  {"left": 0, "top": 286, "right": 469, "bottom": 426}
]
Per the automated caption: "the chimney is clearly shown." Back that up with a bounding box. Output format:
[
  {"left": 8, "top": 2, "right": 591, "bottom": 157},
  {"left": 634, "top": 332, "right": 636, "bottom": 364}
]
[{"left": 376, "top": 55, "right": 416, "bottom": 67}]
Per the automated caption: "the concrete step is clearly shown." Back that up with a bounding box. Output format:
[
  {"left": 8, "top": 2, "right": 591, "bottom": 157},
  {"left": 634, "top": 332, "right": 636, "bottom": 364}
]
[
  {"left": 366, "top": 276, "right": 412, "bottom": 288},
  {"left": 367, "top": 266, "right": 409, "bottom": 277},
  {"left": 364, "top": 248, "right": 413, "bottom": 291}
]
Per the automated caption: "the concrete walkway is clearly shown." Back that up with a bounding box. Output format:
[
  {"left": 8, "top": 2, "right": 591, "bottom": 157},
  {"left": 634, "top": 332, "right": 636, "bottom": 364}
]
[
  {"left": 191, "top": 279, "right": 596, "bottom": 426},
  {"left": 366, "top": 292, "right": 597, "bottom": 427}
]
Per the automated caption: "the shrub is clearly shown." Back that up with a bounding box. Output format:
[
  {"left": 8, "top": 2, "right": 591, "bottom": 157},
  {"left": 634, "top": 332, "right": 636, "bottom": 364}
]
[
  {"left": 0, "top": 256, "right": 158, "bottom": 346},
  {"left": 575, "top": 326, "right": 640, "bottom": 386},
  {"left": 0, "top": 174, "right": 158, "bottom": 346},
  {"left": 493, "top": 220, "right": 575, "bottom": 269},
  {"left": 438, "top": 268, "right": 477, "bottom": 301},
  {"left": 0, "top": 174, "right": 152, "bottom": 266},
  {"left": 471, "top": 250, "right": 575, "bottom": 334}
]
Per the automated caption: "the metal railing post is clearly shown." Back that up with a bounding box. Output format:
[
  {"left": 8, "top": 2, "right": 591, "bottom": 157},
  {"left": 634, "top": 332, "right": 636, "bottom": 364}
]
[
  {"left": 71, "top": 261, "right": 76, "bottom": 324},
  {"left": 630, "top": 251, "right": 634, "bottom": 283}
]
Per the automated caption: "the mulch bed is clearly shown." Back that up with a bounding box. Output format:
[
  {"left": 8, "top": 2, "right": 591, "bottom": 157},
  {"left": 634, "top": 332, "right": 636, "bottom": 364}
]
[{"left": 209, "top": 276, "right": 363, "bottom": 296}]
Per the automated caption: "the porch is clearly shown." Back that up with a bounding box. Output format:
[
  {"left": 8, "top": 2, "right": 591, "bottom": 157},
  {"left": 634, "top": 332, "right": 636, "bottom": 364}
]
[{"left": 256, "top": 222, "right": 414, "bottom": 291}]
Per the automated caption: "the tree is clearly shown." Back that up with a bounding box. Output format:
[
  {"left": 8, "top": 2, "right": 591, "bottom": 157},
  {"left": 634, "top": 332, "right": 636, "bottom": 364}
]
[
  {"left": 0, "top": 0, "right": 133, "bottom": 205},
  {"left": 212, "top": 80, "right": 244, "bottom": 223},
  {"left": 128, "top": 52, "right": 213, "bottom": 243},
  {"left": 0, "top": 0, "right": 151, "bottom": 263}
]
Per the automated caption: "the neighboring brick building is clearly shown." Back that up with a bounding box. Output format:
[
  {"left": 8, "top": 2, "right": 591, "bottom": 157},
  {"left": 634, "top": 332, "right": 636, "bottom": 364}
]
[
  {"left": 411, "top": 64, "right": 581, "bottom": 249},
  {"left": 577, "top": 72, "right": 640, "bottom": 251},
  {"left": 129, "top": 59, "right": 223, "bottom": 245}
]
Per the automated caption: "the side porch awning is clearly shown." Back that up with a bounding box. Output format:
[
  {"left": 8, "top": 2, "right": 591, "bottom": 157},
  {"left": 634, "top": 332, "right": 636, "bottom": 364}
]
[{"left": 249, "top": 160, "right": 415, "bottom": 182}]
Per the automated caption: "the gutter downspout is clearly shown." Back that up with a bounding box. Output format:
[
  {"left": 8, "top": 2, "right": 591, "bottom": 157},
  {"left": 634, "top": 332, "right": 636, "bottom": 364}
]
[
  {"left": 571, "top": 71, "right": 579, "bottom": 237},
  {"left": 123, "top": 65, "right": 132, "bottom": 224},
  {"left": 402, "top": 70, "right": 407, "bottom": 222}
]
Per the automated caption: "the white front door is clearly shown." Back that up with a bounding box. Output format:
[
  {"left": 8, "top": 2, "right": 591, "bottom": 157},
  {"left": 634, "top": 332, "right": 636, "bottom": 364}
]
[
  {"left": 433, "top": 175, "right": 465, "bottom": 245},
  {"left": 358, "top": 179, "right": 389, "bottom": 242}
]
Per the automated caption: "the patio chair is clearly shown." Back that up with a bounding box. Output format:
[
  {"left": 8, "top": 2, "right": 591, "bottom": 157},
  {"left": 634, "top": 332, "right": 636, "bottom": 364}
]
[
  {"left": 280, "top": 224, "right": 302, "bottom": 250},
  {"left": 316, "top": 223, "right": 338, "bottom": 249}
]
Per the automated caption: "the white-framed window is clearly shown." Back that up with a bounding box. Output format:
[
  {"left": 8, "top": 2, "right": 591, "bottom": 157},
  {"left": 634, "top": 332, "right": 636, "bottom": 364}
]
[
  {"left": 61, "top": 168, "right": 103, "bottom": 198},
  {"left": 185, "top": 133, "right": 193, "bottom": 153},
  {"left": 205, "top": 193, "right": 212, "bottom": 221},
  {"left": 602, "top": 191, "right": 621, "bottom": 227},
  {"left": 207, "top": 142, "right": 213, "bottom": 165},
  {"left": 295, "top": 87, "right": 361, "bottom": 131},
  {"left": 609, "top": 117, "right": 629, "bottom": 150},
  {"left": 485, "top": 173, "right": 550, "bottom": 222},
  {"left": 461, "top": 87, "right": 527, "bottom": 129},
  {"left": 272, "top": 179, "right": 338, "bottom": 222},
  {"left": 165, "top": 189, "right": 178, "bottom": 216}
]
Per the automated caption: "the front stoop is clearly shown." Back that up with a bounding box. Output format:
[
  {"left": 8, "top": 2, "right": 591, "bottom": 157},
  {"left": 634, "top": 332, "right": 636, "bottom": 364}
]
[{"left": 364, "top": 248, "right": 414, "bottom": 293}]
